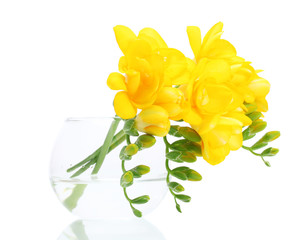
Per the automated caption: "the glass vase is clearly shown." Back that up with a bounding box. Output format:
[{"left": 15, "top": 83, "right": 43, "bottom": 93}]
[{"left": 50, "top": 117, "right": 168, "bottom": 219}]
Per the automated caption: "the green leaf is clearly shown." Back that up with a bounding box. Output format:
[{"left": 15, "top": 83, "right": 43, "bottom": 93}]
[
  {"left": 178, "top": 127, "right": 201, "bottom": 142},
  {"left": 120, "top": 171, "right": 134, "bottom": 188},
  {"left": 168, "top": 182, "right": 185, "bottom": 193},
  {"left": 261, "top": 147, "right": 279, "bottom": 157},
  {"left": 169, "top": 125, "right": 183, "bottom": 137},
  {"left": 119, "top": 146, "right": 132, "bottom": 161},
  {"left": 123, "top": 119, "right": 139, "bottom": 136},
  {"left": 247, "top": 111, "right": 262, "bottom": 122},
  {"left": 131, "top": 207, "right": 142, "bottom": 218},
  {"left": 130, "top": 165, "right": 150, "bottom": 176},
  {"left": 185, "top": 169, "right": 202, "bottom": 181},
  {"left": 175, "top": 194, "right": 191, "bottom": 203},
  {"left": 135, "top": 134, "right": 156, "bottom": 149},
  {"left": 131, "top": 195, "right": 150, "bottom": 204}
]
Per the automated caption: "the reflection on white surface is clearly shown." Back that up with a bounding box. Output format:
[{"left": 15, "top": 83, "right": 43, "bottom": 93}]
[{"left": 58, "top": 219, "right": 166, "bottom": 240}]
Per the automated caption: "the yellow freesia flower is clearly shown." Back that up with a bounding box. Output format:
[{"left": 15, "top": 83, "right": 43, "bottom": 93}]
[
  {"left": 199, "top": 116, "right": 243, "bottom": 165},
  {"left": 107, "top": 25, "right": 189, "bottom": 119},
  {"left": 187, "top": 22, "right": 243, "bottom": 64},
  {"left": 182, "top": 59, "right": 252, "bottom": 164},
  {"left": 135, "top": 105, "right": 170, "bottom": 137}
]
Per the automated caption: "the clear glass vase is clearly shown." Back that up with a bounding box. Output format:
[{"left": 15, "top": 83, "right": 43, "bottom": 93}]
[{"left": 50, "top": 117, "right": 168, "bottom": 219}]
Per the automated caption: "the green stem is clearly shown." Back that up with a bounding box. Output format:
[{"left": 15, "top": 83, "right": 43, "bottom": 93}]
[
  {"left": 67, "top": 129, "right": 125, "bottom": 173},
  {"left": 242, "top": 145, "right": 270, "bottom": 167},
  {"left": 91, "top": 117, "right": 121, "bottom": 176}
]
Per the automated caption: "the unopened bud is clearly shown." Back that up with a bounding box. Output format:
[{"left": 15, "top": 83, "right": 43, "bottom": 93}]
[
  {"left": 261, "top": 131, "right": 281, "bottom": 142},
  {"left": 178, "top": 127, "right": 201, "bottom": 142},
  {"left": 261, "top": 147, "right": 279, "bottom": 157},
  {"left": 136, "top": 134, "right": 156, "bottom": 149},
  {"left": 249, "top": 120, "right": 267, "bottom": 134},
  {"left": 244, "top": 103, "right": 257, "bottom": 114},
  {"left": 124, "top": 144, "right": 139, "bottom": 156}
]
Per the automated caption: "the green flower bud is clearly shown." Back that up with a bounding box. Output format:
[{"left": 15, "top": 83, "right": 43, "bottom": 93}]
[
  {"left": 175, "top": 194, "right": 191, "bottom": 203},
  {"left": 247, "top": 111, "right": 262, "bottom": 122},
  {"left": 249, "top": 120, "right": 267, "bottom": 134},
  {"left": 119, "top": 146, "right": 132, "bottom": 161},
  {"left": 124, "top": 144, "right": 139, "bottom": 156},
  {"left": 243, "top": 128, "right": 256, "bottom": 141},
  {"left": 135, "top": 134, "right": 156, "bottom": 149},
  {"left": 180, "top": 151, "right": 197, "bottom": 163},
  {"left": 261, "top": 131, "right": 281, "bottom": 142},
  {"left": 170, "top": 140, "right": 202, "bottom": 155},
  {"left": 131, "top": 195, "right": 150, "bottom": 204},
  {"left": 131, "top": 207, "right": 142, "bottom": 218},
  {"left": 168, "top": 182, "right": 185, "bottom": 193},
  {"left": 123, "top": 119, "right": 139, "bottom": 136},
  {"left": 244, "top": 103, "right": 257, "bottom": 114},
  {"left": 166, "top": 151, "right": 183, "bottom": 163},
  {"left": 169, "top": 125, "right": 183, "bottom": 137},
  {"left": 178, "top": 127, "right": 201, "bottom": 142},
  {"left": 130, "top": 165, "right": 150, "bottom": 177},
  {"left": 120, "top": 171, "right": 134, "bottom": 188},
  {"left": 176, "top": 203, "right": 182, "bottom": 213},
  {"left": 251, "top": 142, "right": 268, "bottom": 150},
  {"left": 185, "top": 169, "right": 202, "bottom": 181},
  {"left": 261, "top": 147, "right": 279, "bottom": 157},
  {"left": 171, "top": 171, "right": 188, "bottom": 181}
]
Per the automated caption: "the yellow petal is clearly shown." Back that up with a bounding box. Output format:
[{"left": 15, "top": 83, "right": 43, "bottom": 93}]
[
  {"left": 125, "top": 70, "right": 140, "bottom": 95},
  {"left": 113, "top": 25, "right": 137, "bottom": 55},
  {"left": 229, "top": 133, "right": 243, "bottom": 150},
  {"left": 144, "top": 125, "right": 170, "bottom": 137},
  {"left": 187, "top": 26, "right": 201, "bottom": 60},
  {"left": 118, "top": 56, "right": 128, "bottom": 73},
  {"left": 256, "top": 97, "right": 268, "bottom": 112},
  {"left": 203, "top": 22, "right": 224, "bottom": 45},
  {"left": 248, "top": 78, "right": 270, "bottom": 98},
  {"left": 204, "top": 59, "right": 231, "bottom": 83},
  {"left": 206, "top": 39, "right": 237, "bottom": 59},
  {"left": 138, "top": 27, "right": 168, "bottom": 49},
  {"left": 107, "top": 72, "right": 126, "bottom": 90},
  {"left": 113, "top": 91, "right": 137, "bottom": 119},
  {"left": 183, "top": 108, "right": 202, "bottom": 126}
]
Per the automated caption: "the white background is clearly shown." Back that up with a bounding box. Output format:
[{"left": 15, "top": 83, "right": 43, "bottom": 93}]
[{"left": 0, "top": 0, "right": 290, "bottom": 239}]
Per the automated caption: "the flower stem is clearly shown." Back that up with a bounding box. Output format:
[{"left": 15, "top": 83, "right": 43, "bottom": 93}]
[
  {"left": 91, "top": 117, "right": 121, "bottom": 176},
  {"left": 242, "top": 145, "right": 271, "bottom": 167}
]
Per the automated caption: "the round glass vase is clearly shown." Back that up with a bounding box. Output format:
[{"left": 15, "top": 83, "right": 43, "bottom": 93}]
[{"left": 50, "top": 117, "right": 168, "bottom": 219}]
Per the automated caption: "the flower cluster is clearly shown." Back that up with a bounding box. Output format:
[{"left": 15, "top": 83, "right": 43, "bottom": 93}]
[{"left": 107, "top": 22, "right": 271, "bottom": 165}]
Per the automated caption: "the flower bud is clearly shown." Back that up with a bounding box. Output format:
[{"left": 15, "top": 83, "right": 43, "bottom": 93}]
[
  {"left": 130, "top": 165, "right": 150, "bottom": 178},
  {"left": 261, "top": 147, "right": 279, "bottom": 157},
  {"left": 135, "top": 134, "right": 156, "bottom": 149},
  {"left": 135, "top": 105, "right": 170, "bottom": 137},
  {"left": 168, "top": 182, "right": 185, "bottom": 193},
  {"left": 244, "top": 103, "right": 257, "bottom": 114},
  {"left": 131, "top": 195, "right": 150, "bottom": 204},
  {"left": 178, "top": 127, "right": 201, "bottom": 142},
  {"left": 249, "top": 120, "right": 267, "bottom": 134},
  {"left": 120, "top": 171, "right": 134, "bottom": 188},
  {"left": 175, "top": 194, "right": 191, "bottom": 203},
  {"left": 124, "top": 144, "right": 139, "bottom": 156},
  {"left": 247, "top": 111, "right": 262, "bottom": 122},
  {"left": 261, "top": 131, "right": 281, "bottom": 142}
]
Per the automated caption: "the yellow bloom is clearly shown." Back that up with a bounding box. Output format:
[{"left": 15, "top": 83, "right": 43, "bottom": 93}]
[
  {"left": 107, "top": 25, "right": 189, "bottom": 119},
  {"left": 182, "top": 59, "right": 251, "bottom": 164},
  {"left": 199, "top": 116, "right": 243, "bottom": 165},
  {"left": 135, "top": 105, "right": 170, "bottom": 137},
  {"left": 187, "top": 22, "right": 243, "bottom": 64},
  {"left": 154, "top": 87, "right": 185, "bottom": 120}
]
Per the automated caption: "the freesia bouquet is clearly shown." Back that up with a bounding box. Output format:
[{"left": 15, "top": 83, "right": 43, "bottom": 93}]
[{"left": 67, "top": 22, "right": 280, "bottom": 217}]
